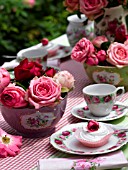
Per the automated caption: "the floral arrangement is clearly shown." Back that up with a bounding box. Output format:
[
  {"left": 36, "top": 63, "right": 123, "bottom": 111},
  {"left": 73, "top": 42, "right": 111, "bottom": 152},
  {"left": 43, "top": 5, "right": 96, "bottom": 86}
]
[
  {"left": 63, "top": 0, "right": 128, "bottom": 20},
  {"left": 0, "top": 58, "right": 75, "bottom": 109},
  {"left": 71, "top": 35, "right": 128, "bottom": 68}
]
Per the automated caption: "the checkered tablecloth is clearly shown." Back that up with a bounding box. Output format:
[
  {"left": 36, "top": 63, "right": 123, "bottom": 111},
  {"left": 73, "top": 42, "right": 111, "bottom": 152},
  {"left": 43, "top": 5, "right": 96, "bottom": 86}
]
[{"left": 0, "top": 59, "right": 128, "bottom": 170}]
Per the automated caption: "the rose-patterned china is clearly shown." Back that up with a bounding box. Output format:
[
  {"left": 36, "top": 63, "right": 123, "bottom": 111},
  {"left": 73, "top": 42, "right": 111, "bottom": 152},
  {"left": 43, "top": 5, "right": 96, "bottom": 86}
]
[
  {"left": 17, "top": 44, "right": 72, "bottom": 61},
  {"left": 83, "top": 84, "right": 124, "bottom": 117},
  {"left": 66, "top": 14, "right": 94, "bottom": 47},
  {"left": 71, "top": 101, "right": 128, "bottom": 122},
  {"left": 84, "top": 64, "right": 128, "bottom": 91},
  {"left": 1, "top": 95, "right": 68, "bottom": 138},
  {"left": 50, "top": 122, "right": 128, "bottom": 155}
]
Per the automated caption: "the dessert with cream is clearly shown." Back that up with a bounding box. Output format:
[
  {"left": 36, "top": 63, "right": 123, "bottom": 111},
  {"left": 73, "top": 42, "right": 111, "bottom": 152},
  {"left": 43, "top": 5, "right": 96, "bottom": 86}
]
[
  {"left": 75, "top": 120, "right": 113, "bottom": 148},
  {"left": 41, "top": 38, "right": 59, "bottom": 58}
]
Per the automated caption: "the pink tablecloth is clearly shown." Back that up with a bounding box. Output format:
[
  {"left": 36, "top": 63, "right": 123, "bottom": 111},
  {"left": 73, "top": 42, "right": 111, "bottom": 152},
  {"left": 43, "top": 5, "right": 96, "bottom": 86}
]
[{"left": 0, "top": 59, "right": 91, "bottom": 170}]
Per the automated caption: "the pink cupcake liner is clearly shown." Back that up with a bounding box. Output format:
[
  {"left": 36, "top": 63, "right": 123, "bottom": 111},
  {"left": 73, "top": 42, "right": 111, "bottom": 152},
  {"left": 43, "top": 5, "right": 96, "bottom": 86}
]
[{"left": 75, "top": 127, "right": 114, "bottom": 148}]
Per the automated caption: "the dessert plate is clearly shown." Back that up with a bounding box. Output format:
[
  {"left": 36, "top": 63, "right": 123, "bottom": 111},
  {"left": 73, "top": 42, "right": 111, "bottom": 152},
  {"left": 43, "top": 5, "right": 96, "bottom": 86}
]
[
  {"left": 50, "top": 123, "right": 128, "bottom": 155},
  {"left": 71, "top": 101, "right": 128, "bottom": 122}
]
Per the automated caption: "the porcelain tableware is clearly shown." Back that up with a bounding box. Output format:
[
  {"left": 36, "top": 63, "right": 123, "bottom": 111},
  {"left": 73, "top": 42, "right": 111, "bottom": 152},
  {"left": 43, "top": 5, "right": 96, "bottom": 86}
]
[
  {"left": 50, "top": 122, "right": 128, "bottom": 155},
  {"left": 71, "top": 101, "right": 128, "bottom": 121},
  {"left": 83, "top": 84, "right": 124, "bottom": 117},
  {"left": 17, "top": 48, "right": 48, "bottom": 70}
]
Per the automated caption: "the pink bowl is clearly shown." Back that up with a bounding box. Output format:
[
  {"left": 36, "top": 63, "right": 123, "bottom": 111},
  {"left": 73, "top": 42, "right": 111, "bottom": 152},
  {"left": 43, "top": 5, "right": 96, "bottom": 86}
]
[
  {"left": 75, "top": 127, "right": 114, "bottom": 148},
  {"left": 1, "top": 95, "right": 67, "bottom": 138}
]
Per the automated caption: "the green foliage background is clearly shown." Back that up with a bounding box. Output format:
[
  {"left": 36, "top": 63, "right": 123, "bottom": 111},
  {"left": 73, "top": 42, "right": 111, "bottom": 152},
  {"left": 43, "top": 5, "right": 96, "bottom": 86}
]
[{"left": 0, "top": 0, "right": 70, "bottom": 56}]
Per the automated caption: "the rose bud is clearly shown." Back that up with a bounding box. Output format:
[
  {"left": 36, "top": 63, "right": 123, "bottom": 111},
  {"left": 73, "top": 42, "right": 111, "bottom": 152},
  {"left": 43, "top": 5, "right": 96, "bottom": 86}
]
[
  {"left": 92, "top": 35, "right": 108, "bottom": 48},
  {"left": 41, "top": 38, "right": 49, "bottom": 46},
  {"left": 86, "top": 54, "right": 99, "bottom": 66},
  {"left": 96, "top": 50, "right": 106, "bottom": 62},
  {"left": 87, "top": 120, "right": 99, "bottom": 132}
]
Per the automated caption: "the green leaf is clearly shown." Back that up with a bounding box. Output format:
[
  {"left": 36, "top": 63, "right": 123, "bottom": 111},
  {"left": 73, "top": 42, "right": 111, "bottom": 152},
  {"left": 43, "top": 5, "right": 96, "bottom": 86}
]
[
  {"left": 101, "top": 41, "right": 111, "bottom": 51},
  {"left": 61, "top": 87, "right": 69, "bottom": 93}
]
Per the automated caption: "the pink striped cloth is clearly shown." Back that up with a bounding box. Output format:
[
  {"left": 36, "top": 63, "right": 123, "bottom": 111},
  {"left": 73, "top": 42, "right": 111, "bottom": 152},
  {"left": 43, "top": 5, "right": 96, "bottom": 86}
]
[{"left": 0, "top": 59, "right": 128, "bottom": 170}]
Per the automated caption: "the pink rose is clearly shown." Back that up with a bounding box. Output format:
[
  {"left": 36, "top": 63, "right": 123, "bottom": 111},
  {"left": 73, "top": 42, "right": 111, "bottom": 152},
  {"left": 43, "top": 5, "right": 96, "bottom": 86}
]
[
  {"left": 0, "top": 84, "right": 28, "bottom": 108},
  {"left": 63, "top": 0, "right": 79, "bottom": 12},
  {"left": 0, "top": 68, "right": 10, "bottom": 93},
  {"left": 96, "top": 50, "right": 106, "bottom": 62},
  {"left": 92, "top": 35, "right": 108, "bottom": 48},
  {"left": 27, "top": 76, "right": 62, "bottom": 109},
  {"left": 86, "top": 54, "right": 99, "bottom": 65},
  {"left": 87, "top": 120, "right": 99, "bottom": 132},
  {"left": 80, "top": 0, "right": 108, "bottom": 20},
  {"left": 107, "top": 42, "right": 128, "bottom": 67},
  {"left": 124, "top": 39, "right": 128, "bottom": 46},
  {"left": 23, "top": 0, "right": 35, "bottom": 7},
  {"left": 53, "top": 71, "right": 75, "bottom": 92},
  {"left": 71, "top": 38, "right": 95, "bottom": 63}
]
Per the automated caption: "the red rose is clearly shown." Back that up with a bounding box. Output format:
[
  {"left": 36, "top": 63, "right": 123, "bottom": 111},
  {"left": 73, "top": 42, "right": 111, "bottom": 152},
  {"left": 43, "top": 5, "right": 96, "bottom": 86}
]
[
  {"left": 14, "top": 58, "right": 43, "bottom": 82},
  {"left": 45, "top": 67, "right": 57, "bottom": 77},
  {"left": 87, "top": 120, "right": 99, "bottom": 132},
  {"left": 115, "top": 24, "right": 127, "bottom": 43}
]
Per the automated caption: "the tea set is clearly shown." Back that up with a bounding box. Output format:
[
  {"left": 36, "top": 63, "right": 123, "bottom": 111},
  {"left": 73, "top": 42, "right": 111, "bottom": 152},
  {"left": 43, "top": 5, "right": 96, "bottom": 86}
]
[{"left": 50, "top": 84, "right": 128, "bottom": 156}]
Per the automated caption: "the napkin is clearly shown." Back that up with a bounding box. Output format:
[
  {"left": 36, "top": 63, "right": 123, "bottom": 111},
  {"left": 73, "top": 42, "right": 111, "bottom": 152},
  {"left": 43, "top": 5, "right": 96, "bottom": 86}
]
[
  {"left": 1, "top": 59, "right": 19, "bottom": 70},
  {"left": 37, "top": 151, "right": 128, "bottom": 170}
]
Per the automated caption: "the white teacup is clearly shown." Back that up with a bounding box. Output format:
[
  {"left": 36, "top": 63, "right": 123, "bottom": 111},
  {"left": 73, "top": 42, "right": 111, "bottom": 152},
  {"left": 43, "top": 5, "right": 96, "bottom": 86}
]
[
  {"left": 82, "top": 84, "right": 125, "bottom": 117},
  {"left": 19, "top": 48, "right": 48, "bottom": 70}
]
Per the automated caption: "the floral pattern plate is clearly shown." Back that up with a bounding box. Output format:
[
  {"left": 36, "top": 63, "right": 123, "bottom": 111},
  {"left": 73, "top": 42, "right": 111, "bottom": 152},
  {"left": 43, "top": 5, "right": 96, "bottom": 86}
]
[
  {"left": 17, "top": 44, "right": 72, "bottom": 61},
  {"left": 50, "top": 123, "right": 128, "bottom": 155},
  {"left": 71, "top": 101, "right": 128, "bottom": 122}
]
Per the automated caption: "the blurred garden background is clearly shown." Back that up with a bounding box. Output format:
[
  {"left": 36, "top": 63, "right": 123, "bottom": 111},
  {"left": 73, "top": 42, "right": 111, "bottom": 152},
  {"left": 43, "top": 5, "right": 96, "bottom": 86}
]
[{"left": 0, "top": 0, "right": 70, "bottom": 56}]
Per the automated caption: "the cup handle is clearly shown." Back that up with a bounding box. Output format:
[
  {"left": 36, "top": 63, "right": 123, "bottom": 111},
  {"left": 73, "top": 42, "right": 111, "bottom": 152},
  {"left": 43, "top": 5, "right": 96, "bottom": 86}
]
[{"left": 115, "top": 86, "right": 125, "bottom": 100}]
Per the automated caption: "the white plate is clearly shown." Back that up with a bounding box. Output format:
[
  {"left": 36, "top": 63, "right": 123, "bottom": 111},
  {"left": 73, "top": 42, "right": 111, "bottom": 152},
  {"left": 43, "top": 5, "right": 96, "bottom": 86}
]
[
  {"left": 50, "top": 122, "right": 128, "bottom": 155},
  {"left": 17, "top": 44, "right": 72, "bottom": 61},
  {"left": 71, "top": 101, "right": 128, "bottom": 122}
]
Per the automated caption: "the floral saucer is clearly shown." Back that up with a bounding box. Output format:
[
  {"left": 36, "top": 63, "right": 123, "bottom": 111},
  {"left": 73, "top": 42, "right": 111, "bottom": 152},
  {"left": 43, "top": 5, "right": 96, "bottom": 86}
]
[
  {"left": 17, "top": 44, "right": 72, "bottom": 61},
  {"left": 71, "top": 101, "right": 128, "bottom": 122},
  {"left": 50, "top": 123, "right": 128, "bottom": 155}
]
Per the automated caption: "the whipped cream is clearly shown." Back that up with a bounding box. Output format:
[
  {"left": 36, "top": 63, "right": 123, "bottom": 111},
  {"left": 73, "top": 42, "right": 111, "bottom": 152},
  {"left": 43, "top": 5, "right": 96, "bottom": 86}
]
[{"left": 80, "top": 123, "right": 109, "bottom": 142}]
